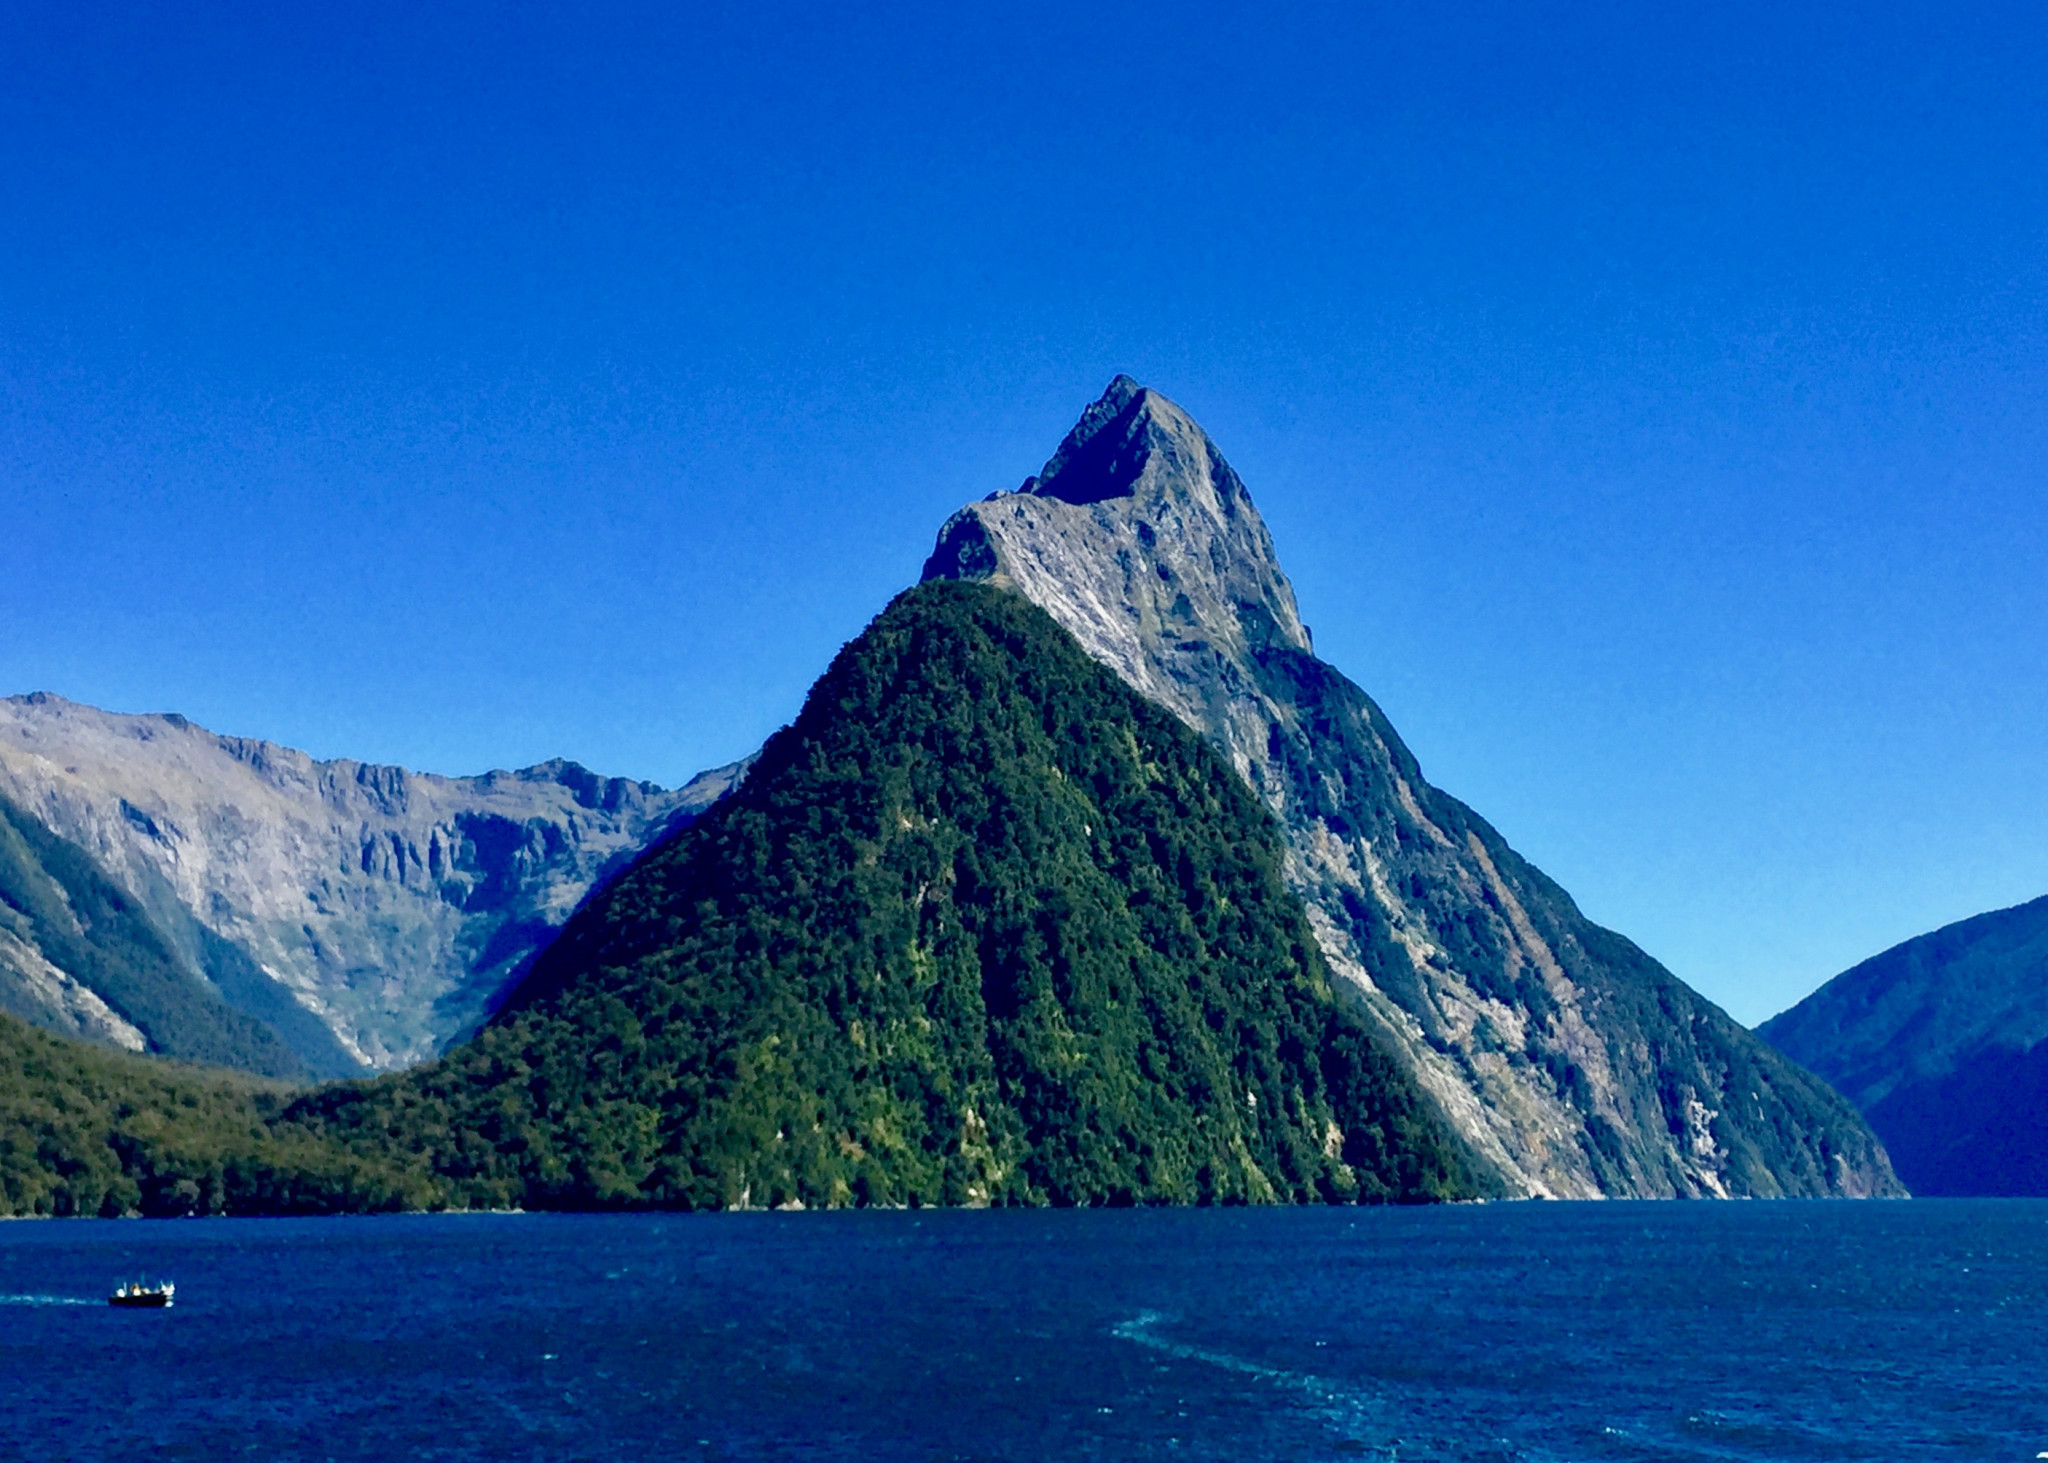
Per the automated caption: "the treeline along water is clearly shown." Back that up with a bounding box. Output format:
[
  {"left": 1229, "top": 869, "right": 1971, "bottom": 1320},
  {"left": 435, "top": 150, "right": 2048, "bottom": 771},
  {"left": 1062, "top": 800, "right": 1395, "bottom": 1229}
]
[{"left": 1, "top": 1202, "right": 2043, "bottom": 1461}]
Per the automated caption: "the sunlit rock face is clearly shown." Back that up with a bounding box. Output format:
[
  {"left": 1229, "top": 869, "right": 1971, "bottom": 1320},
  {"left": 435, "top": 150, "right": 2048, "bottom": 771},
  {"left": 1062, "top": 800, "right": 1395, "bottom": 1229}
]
[
  {"left": 927, "top": 376, "right": 1900, "bottom": 1198},
  {"left": 927, "top": 377, "right": 1313, "bottom": 745},
  {"left": 0, "top": 693, "right": 743, "bottom": 1073}
]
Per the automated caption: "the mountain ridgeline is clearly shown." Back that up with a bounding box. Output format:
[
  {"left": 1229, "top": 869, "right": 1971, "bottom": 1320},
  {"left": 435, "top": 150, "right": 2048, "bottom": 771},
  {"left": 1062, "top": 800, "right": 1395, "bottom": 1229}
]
[
  {"left": 283, "top": 584, "right": 1482, "bottom": 1209},
  {"left": 1761, "top": 894, "right": 2048, "bottom": 1195},
  {"left": 0, "top": 376, "right": 1908, "bottom": 1215},
  {"left": 0, "top": 693, "right": 744, "bottom": 1074},
  {"left": 925, "top": 377, "right": 1899, "bottom": 1199}
]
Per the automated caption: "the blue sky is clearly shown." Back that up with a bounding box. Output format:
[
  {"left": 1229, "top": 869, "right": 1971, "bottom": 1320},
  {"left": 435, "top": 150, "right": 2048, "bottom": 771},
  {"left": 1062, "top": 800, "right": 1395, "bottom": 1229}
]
[{"left": 4, "top": 1, "right": 2044, "bottom": 1023}]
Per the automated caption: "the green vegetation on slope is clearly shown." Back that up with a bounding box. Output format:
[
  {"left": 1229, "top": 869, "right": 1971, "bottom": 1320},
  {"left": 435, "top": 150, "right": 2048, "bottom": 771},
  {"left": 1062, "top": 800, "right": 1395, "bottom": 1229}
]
[
  {"left": 288, "top": 582, "right": 1481, "bottom": 1210},
  {"left": 0, "top": 796, "right": 306, "bottom": 1078},
  {"left": 1761, "top": 892, "right": 2048, "bottom": 1195},
  {"left": 1862, "top": 1040, "right": 2048, "bottom": 1195},
  {"left": 0, "top": 1011, "right": 423, "bottom": 1217}
]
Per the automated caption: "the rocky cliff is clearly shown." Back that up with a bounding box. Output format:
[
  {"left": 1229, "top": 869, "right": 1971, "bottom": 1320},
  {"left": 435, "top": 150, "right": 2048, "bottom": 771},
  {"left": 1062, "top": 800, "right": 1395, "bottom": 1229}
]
[
  {"left": 925, "top": 376, "right": 1900, "bottom": 1198},
  {"left": 0, "top": 694, "right": 742, "bottom": 1073},
  {"left": 1761, "top": 893, "right": 2048, "bottom": 1194},
  {"left": 0, "top": 792, "right": 306, "bottom": 1074}
]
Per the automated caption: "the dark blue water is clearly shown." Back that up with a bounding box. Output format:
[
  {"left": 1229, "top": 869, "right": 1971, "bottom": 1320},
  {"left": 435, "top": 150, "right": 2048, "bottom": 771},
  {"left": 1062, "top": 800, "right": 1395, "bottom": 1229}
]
[{"left": 2, "top": 1202, "right": 2044, "bottom": 1461}]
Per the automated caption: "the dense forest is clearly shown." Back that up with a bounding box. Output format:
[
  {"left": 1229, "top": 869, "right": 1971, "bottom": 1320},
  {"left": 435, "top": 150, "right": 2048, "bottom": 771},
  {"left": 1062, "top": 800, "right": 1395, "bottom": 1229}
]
[
  {"left": 0, "top": 1011, "right": 422, "bottom": 1217},
  {"left": 0, "top": 583, "right": 1483, "bottom": 1215}
]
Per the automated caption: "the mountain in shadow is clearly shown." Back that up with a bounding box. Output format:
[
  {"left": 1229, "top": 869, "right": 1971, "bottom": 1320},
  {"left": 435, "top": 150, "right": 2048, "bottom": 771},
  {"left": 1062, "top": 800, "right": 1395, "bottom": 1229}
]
[{"left": 1762, "top": 893, "right": 2048, "bottom": 1194}]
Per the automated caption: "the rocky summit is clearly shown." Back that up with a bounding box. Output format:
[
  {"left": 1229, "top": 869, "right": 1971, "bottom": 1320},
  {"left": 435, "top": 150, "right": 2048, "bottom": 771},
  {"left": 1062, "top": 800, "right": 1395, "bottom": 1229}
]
[
  {"left": 926, "top": 376, "right": 1900, "bottom": 1198},
  {"left": 0, "top": 694, "right": 742, "bottom": 1074}
]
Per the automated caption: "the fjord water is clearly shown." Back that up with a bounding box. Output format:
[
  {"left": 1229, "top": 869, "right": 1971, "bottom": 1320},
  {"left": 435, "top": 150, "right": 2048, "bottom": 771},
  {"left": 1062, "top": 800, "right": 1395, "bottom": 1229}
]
[{"left": 2, "top": 1204, "right": 2041, "bottom": 1461}]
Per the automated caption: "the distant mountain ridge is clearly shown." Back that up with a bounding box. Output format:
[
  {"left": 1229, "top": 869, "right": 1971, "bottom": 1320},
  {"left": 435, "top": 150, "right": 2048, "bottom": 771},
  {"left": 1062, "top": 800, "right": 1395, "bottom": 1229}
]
[
  {"left": 926, "top": 376, "right": 1899, "bottom": 1199},
  {"left": 1761, "top": 894, "right": 2048, "bottom": 1194},
  {"left": 0, "top": 694, "right": 742, "bottom": 1073},
  {"left": 0, "top": 793, "right": 307, "bottom": 1075}
]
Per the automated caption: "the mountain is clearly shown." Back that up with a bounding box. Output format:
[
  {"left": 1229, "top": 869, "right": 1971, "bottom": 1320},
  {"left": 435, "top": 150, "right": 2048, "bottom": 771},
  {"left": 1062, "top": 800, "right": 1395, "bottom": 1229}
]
[
  {"left": 0, "top": 793, "right": 306, "bottom": 1076},
  {"left": 0, "top": 694, "right": 743, "bottom": 1074},
  {"left": 0, "top": 380, "right": 1901, "bottom": 1215},
  {"left": 1760, "top": 894, "right": 2048, "bottom": 1195},
  {"left": 925, "top": 376, "right": 1899, "bottom": 1199},
  {"left": 285, "top": 582, "right": 1483, "bottom": 1210}
]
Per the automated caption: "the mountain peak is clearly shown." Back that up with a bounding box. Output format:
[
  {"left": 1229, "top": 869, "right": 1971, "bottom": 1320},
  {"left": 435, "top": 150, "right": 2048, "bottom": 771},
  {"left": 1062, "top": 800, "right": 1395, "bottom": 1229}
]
[
  {"left": 922, "top": 380, "right": 1901, "bottom": 1201},
  {"left": 1016, "top": 377, "right": 1250, "bottom": 517},
  {"left": 923, "top": 380, "right": 1312, "bottom": 720}
]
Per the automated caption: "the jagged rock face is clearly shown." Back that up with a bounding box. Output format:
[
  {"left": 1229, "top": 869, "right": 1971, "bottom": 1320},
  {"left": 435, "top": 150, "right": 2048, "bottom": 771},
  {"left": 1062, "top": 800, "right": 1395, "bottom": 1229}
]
[
  {"left": 0, "top": 694, "right": 742, "bottom": 1073},
  {"left": 926, "top": 376, "right": 1901, "bottom": 1198},
  {"left": 927, "top": 378, "right": 1314, "bottom": 749},
  {"left": 0, "top": 790, "right": 309, "bottom": 1075},
  {"left": 1761, "top": 893, "right": 2048, "bottom": 1194}
]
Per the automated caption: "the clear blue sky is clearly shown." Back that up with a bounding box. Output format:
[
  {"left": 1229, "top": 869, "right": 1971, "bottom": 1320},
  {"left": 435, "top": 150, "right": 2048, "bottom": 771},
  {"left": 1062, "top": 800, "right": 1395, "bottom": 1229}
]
[{"left": 4, "top": 2, "right": 2044, "bottom": 1023}]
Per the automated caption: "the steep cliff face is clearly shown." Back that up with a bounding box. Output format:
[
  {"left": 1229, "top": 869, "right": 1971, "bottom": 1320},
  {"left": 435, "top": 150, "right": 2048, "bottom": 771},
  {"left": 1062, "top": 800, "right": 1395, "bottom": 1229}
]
[
  {"left": 926, "top": 377, "right": 1900, "bottom": 1198},
  {"left": 1761, "top": 894, "right": 2048, "bottom": 1194},
  {"left": 0, "top": 694, "right": 742, "bottom": 1073}
]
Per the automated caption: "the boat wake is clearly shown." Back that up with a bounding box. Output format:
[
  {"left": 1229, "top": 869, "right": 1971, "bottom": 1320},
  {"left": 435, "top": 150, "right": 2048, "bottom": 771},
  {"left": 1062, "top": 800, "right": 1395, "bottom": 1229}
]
[
  {"left": 1110, "top": 1310, "right": 1407, "bottom": 1455},
  {"left": 1108, "top": 1311, "right": 1753, "bottom": 1463},
  {"left": 0, "top": 1293, "right": 96, "bottom": 1307},
  {"left": 1111, "top": 1310, "right": 1355, "bottom": 1393}
]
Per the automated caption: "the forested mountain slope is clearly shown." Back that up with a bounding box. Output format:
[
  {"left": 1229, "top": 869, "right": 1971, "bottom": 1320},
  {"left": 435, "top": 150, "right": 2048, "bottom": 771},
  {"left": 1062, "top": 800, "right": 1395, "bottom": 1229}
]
[
  {"left": 1762, "top": 894, "right": 2048, "bottom": 1194},
  {"left": 0, "top": 1010, "right": 421, "bottom": 1218},
  {"left": 287, "top": 583, "right": 1483, "bottom": 1210},
  {"left": 926, "top": 377, "right": 1898, "bottom": 1199}
]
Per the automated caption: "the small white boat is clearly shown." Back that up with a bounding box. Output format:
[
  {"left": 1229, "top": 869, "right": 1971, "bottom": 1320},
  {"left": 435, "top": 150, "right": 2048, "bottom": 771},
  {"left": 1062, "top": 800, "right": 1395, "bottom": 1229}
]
[{"left": 108, "top": 1281, "right": 174, "bottom": 1309}]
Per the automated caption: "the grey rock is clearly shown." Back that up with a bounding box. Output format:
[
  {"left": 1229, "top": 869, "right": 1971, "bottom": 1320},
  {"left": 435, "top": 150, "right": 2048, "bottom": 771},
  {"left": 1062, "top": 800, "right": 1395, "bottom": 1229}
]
[
  {"left": 0, "top": 925, "right": 148, "bottom": 1052},
  {"left": 0, "top": 693, "right": 743, "bottom": 1072},
  {"left": 0, "top": 788, "right": 307, "bottom": 1074},
  {"left": 925, "top": 376, "right": 1899, "bottom": 1198}
]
